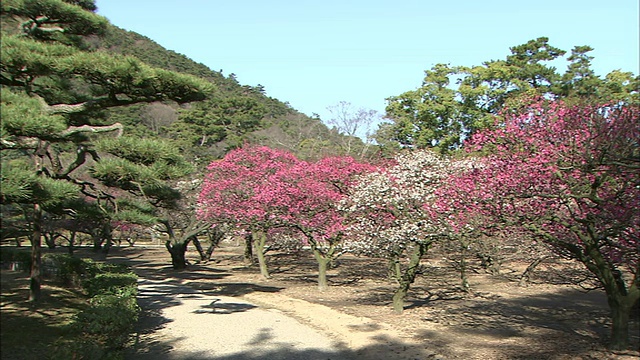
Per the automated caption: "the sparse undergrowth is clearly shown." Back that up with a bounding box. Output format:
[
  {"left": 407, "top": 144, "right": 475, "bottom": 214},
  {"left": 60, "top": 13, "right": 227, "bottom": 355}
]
[{"left": 0, "top": 247, "right": 139, "bottom": 360}]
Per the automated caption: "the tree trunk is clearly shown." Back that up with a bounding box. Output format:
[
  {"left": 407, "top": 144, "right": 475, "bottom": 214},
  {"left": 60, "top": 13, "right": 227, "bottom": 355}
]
[
  {"left": 166, "top": 240, "right": 189, "bottom": 270},
  {"left": 252, "top": 231, "right": 269, "bottom": 279},
  {"left": 388, "top": 256, "right": 401, "bottom": 283},
  {"left": 192, "top": 228, "right": 223, "bottom": 262},
  {"left": 192, "top": 236, "right": 206, "bottom": 261},
  {"left": 460, "top": 244, "right": 470, "bottom": 292},
  {"left": 243, "top": 232, "right": 255, "bottom": 265},
  {"left": 392, "top": 242, "right": 429, "bottom": 314},
  {"left": 92, "top": 229, "right": 103, "bottom": 251},
  {"left": 392, "top": 282, "right": 410, "bottom": 314},
  {"left": 518, "top": 256, "right": 545, "bottom": 286},
  {"left": 477, "top": 251, "right": 500, "bottom": 275},
  {"left": 67, "top": 231, "right": 76, "bottom": 255},
  {"left": 312, "top": 248, "right": 330, "bottom": 291},
  {"left": 43, "top": 233, "right": 57, "bottom": 249},
  {"left": 102, "top": 237, "right": 112, "bottom": 255},
  {"left": 29, "top": 203, "right": 42, "bottom": 302},
  {"left": 100, "top": 223, "right": 113, "bottom": 255},
  {"left": 600, "top": 268, "right": 639, "bottom": 350},
  {"left": 609, "top": 298, "right": 632, "bottom": 350},
  {"left": 205, "top": 227, "right": 224, "bottom": 261},
  {"left": 576, "top": 236, "right": 640, "bottom": 350},
  {"left": 205, "top": 243, "right": 216, "bottom": 261}
]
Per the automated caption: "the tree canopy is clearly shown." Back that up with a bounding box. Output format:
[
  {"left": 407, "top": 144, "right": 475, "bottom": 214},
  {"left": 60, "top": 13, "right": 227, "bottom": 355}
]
[{"left": 380, "top": 37, "right": 639, "bottom": 152}]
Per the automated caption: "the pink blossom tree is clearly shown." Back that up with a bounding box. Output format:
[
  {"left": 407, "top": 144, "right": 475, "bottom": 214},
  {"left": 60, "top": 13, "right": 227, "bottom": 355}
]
[
  {"left": 267, "top": 156, "right": 376, "bottom": 290},
  {"left": 447, "top": 100, "right": 639, "bottom": 350},
  {"left": 198, "top": 145, "right": 300, "bottom": 278}
]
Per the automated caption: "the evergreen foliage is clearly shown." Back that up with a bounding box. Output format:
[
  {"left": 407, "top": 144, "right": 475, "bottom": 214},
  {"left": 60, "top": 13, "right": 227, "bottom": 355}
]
[
  {"left": 0, "top": 0, "right": 211, "bottom": 302},
  {"left": 381, "top": 37, "right": 639, "bottom": 152}
]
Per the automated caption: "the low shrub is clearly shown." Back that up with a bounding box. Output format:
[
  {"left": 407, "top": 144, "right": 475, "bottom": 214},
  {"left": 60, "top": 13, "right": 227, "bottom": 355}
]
[
  {"left": 1, "top": 247, "right": 140, "bottom": 357},
  {"left": 47, "top": 254, "right": 93, "bottom": 286},
  {"left": 50, "top": 336, "right": 120, "bottom": 360},
  {"left": 96, "top": 262, "right": 130, "bottom": 274},
  {"left": 74, "top": 292, "right": 140, "bottom": 351},
  {"left": 82, "top": 272, "right": 138, "bottom": 297},
  {"left": 73, "top": 261, "right": 139, "bottom": 353}
]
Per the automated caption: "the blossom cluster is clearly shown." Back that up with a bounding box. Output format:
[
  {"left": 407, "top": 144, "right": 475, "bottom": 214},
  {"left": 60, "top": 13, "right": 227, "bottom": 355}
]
[
  {"left": 197, "top": 146, "right": 375, "bottom": 248},
  {"left": 443, "top": 100, "right": 639, "bottom": 269},
  {"left": 342, "top": 150, "right": 470, "bottom": 257}
]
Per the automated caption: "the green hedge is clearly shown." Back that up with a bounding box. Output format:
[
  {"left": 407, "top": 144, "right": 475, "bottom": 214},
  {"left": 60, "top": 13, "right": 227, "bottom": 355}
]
[
  {"left": 1, "top": 248, "right": 140, "bottom": 358},
  {"left": 74, "top": 292, "right": 140, "bottom": 350},
  {"left": 83, "top": 272, "right": 138, "bottom": 297}
]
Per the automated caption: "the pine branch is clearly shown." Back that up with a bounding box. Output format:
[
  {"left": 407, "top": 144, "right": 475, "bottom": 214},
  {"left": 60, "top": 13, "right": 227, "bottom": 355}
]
[{"left": 60, "top": 123, "right": 124, "bottom": 138}]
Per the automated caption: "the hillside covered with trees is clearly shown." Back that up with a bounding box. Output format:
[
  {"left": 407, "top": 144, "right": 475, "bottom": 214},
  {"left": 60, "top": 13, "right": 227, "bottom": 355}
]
[{"left": 85, "top": 23, "right": 375, "bottom": 163}]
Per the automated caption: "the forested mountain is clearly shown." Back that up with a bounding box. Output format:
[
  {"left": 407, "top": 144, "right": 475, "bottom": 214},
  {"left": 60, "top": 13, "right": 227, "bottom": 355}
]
[{"left": 87, "top": 25, "right": 369, "bottom": 162}]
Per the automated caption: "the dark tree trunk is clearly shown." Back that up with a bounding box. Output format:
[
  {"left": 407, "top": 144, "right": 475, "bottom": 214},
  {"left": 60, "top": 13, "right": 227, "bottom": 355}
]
[
  {"left": 567, "top": 234, "right": 640, "bottom": 350},
  {"left": 204, "top": 227, "right": 224, "bottom": 261},
  {"left": 67, "top": 231, "right": 76, "bottom": 255},
  {"left": 166, "top": 240, "right": 189, "bottom": 270},
  {"left": 192, "top": 236, "right": 206, "bottom": 261},
  {"left": 101, "top": 223, "right": 113, "bottom": 255},
  {"left": 43, "top": 233, "right": 57, "bottom": 249},
  {"left": 205, "top": 243, "right": 216, "bottom": 260},
  {"left": 92, "top": 229, "right": 103, "bottom": 251},
  {"left": 600, "top": 267, "right": 639, "bottom": 350},
  {"left": 29, "top": 203, "right": 42, "bottom": 302},
  {"left": 609, "top": 297, "right": 632, "bottom": 351},
  {"left": 243, "top": 232, "right": 254, "bottom": 265}
]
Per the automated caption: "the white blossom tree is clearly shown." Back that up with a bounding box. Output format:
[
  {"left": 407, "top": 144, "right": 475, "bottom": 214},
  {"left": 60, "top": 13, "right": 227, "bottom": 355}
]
[{"left": 342, "top": 150, "right": 472, "bottom": 313}]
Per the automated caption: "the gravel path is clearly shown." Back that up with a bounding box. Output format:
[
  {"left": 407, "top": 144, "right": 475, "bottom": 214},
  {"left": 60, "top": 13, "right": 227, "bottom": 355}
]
[{"left": 126, "top": 276, "right": 354, "bottom": 360}]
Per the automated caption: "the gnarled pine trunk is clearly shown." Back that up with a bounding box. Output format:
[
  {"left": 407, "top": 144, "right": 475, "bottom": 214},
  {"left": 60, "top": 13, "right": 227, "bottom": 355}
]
[{"left": 166, "top": 239, "right": 190, "bottom": 270}]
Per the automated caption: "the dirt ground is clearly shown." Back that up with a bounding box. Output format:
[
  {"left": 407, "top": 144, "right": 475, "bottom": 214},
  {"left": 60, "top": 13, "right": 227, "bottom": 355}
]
[
  {"left": 102, "top": 242, "right": 640, "bottom": 360},
  {"left": 9, "top": 242, "right": 637, "bottom": 360}
]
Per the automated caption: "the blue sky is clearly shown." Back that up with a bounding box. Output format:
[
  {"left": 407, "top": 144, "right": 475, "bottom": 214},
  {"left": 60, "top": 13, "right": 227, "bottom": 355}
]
[{"left": 96, "top": 1, "right": 639, "bottom": 126}]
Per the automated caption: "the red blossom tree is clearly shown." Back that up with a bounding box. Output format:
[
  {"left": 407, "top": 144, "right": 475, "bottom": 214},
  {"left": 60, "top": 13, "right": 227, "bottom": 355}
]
[
  {"left": 198, "top": 145, "right": 300, "bottom": 278},
  {"left": 198, "top": 145, "right": 375, "bottom": 287},
  {"left": 442, "top": 99, "right": 639, "bottom": 350},
  {"left": 267, "top": 156, "right": 377, "bottom": 290}
]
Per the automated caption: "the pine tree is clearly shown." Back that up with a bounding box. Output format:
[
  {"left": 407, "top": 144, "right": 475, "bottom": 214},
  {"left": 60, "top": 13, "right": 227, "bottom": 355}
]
[{"left": 0, "top": 0, "right": 212, "bottom": 302}]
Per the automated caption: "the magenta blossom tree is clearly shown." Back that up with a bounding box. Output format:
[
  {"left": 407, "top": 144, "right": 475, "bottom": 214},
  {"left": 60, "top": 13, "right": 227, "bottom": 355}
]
[
  {"left": 198, "top": 145, "right": 300, "bottom": 278},
  {"left": 266, "top": 156, "right": 377, "bottom": 290},
  {"left": 445, "top": 99, "right": 639, "bottom": 350}
]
